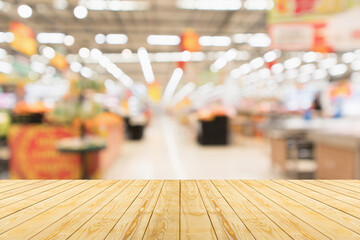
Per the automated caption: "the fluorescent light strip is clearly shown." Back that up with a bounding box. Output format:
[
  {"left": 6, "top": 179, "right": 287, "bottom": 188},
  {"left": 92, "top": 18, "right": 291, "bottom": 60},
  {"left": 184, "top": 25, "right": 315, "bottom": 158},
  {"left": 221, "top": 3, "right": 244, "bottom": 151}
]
[
  {"left": 162, "top": 68, "right": 184, "bottom": 104},
  {"left": 138, "top": 47, "right": 155, "bottom": 84},
  {"left": 172, "top": 82, "right": 196, "bottom": 105},
  {"left": 106, "top": 34, "right": 128, "bottom": 44},
  {"left": 0, "top": 32, "right": 14, "bottom": 43},
  {"left": 76, "top": 50, "right": 249, "bottom": 64},
  {"left": 85, "top": 0, "right": 149, "bottom": 11},
  {"left": 199, "top": 36, "right": 231, "bottom": 46},
  {"left": 37, "top": 33, "right": 65, "bottom": 44},
  {"left": 177, "top": 0, "right": 241, "bottom": 10},
  {"left": 147, "top": 35, "right": 181, "bottom": 46},
  {"left": 91, "top": 48, "right": 134, "bottom": 87}
]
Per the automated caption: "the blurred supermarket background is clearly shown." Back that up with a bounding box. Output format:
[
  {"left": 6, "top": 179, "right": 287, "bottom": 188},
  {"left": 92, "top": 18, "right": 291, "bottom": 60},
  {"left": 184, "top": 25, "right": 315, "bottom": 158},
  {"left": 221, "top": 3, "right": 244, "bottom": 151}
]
[{"left": 0, "top": 0, "right": 360, "bottom": 180}]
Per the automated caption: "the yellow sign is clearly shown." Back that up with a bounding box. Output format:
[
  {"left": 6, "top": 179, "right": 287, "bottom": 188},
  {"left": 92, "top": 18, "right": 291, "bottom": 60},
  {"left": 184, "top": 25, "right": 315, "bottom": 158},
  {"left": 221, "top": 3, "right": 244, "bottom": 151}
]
[{"left": 9, "top": 21, "right": 37, "bottom": 56}]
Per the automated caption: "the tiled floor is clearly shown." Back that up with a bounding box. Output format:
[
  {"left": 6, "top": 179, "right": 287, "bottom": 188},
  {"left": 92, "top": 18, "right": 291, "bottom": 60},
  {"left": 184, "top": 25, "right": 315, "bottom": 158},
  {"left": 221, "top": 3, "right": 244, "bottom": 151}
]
[{"left": 104, "top": 116, "right": 284, "bottom": 179}]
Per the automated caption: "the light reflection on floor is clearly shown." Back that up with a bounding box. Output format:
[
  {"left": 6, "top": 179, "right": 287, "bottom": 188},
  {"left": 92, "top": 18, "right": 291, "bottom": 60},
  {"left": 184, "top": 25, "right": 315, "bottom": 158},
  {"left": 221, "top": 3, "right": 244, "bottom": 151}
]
[{"left": 104, "top": 116, "right": 284, "bottom": 179}]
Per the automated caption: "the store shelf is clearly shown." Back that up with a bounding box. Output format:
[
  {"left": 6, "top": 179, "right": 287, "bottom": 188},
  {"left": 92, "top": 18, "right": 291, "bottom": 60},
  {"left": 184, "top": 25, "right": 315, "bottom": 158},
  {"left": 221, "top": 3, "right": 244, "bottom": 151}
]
[{"left": 1, "top": 180, "right": 360, "bottom": 238}]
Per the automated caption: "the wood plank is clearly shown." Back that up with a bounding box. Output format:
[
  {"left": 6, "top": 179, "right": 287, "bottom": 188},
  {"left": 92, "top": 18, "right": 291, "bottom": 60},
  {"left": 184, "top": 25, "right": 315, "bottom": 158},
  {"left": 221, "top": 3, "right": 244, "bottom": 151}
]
[
  {"left": 180, "top": 180, "right": 217, "bottom": 240},
  {"left": 0, "top": 180, "right": 42, "bottom": 194},
  {"left": 288, "top": 180, "right": 360, "bottom": 208},
  {"left": 245, "top": 180, "right": 360, "bottom": 239},
  {"left": 228, "top": 180, "right": 329, "bottom": 240},
  {"left": 0, "top": 180, "right": 117, "bottom": 239},
  {"left": 263, "top": 180, "right": 360, "bottom": 234},
  {"left": 0, "top": 180, "right": 100, "bottom": 234},
  {"left": 143, "top": 180, "right": 180, "bottom": 240},
  {"left": 196, "top": 180, "right": 255, "bottom": 240},
  {"left": 0, "top": 180, "right": 68, "bottom": 208},
  {"left": 275, "top": 180, "right": 360, "bottom": 219},
  {"left": 30, "top": 180, "right": 132, "bottom": 239},
  {"left": 104, "top": 180, "right": 164, "bottom": 239},
  {"left": 319, "top": 180, "right": 360, "bottom": 194},
  {"left": 212, "top": 180, "right": 291, "bottom": 240},
  {"left": 0, "top": 180, "right": 58, "bottom": 201},
  {"left": 306, "top": 180, "right": 360, "bottom": 200},
  {"left": 68, "top": 180, "right": 148, "bottom": 240},
  {"left": 0, "top": 180, "right": 24, "bottom": 188},
  {"left": 0, "top": 180, "right": 82, "bottom": 219},
  {"left": 23, "top": 181, "right": 132, "bottom": 239},
  {"left": 335, "top": 180, "right": 360, "bottom": 189}
]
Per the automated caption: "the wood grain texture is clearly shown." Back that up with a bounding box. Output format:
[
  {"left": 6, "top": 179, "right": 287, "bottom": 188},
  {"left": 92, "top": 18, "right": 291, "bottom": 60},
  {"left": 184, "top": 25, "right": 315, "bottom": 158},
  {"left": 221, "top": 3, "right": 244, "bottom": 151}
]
[
  {"left": 68, "top": 180, "right": 148, "bottom": 240},
  {"left": 180, "top": 180, "right": 217, "bottom": 240},
  {"left": 264, "top": 180, "right": 360, "bottom": 234},
  {"left": 104, "top": 180, "right": 164, "bottom": 239},
  {"left": 143, "top": 180, "right": 180, "bottom": 240},
  {"left": 197, "top": 180, "right": 255, "bottom": 240},
  {"left": 228, "top": 180, "right": 328, "bottom": 240},
  {"left": 0, "top": 180, "right": 360, "bottom": 239},
  {"left": 245, "top": 180, "right": 360, "bottom": 239},
  {"left": 213, "top": 180, "right": 291, "bottom": 240},
  {"left": 30, "top": 180, "right": 132, "bottom": 240}
]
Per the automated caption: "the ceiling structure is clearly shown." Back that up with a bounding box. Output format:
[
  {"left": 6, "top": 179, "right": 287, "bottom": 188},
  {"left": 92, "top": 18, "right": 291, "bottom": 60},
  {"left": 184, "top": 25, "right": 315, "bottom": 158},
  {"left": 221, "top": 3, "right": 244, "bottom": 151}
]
[{"left": 0, "top": 0, "right": 269, "bottom": 85}]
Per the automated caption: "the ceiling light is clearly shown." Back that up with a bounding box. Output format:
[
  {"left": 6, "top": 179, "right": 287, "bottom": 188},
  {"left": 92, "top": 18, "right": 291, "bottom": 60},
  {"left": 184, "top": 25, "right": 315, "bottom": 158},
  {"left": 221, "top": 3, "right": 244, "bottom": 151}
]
[
  {"left": 341, "top": 52, "right": 355, "bottom": 64},
  {"left": 147, "top": 35, "right": 181, "bottom": 46},
  {"left": 80, "top": 67, "right": 92, "bottom": 78},
  {"left": 172, "top": 82, "right": 196, "bottom": 105},
  {"left": 45, "top": 66, "right": 56, "bottom": 76},
  {"left": 250, "top": 57, "right": 264, "bottom": 69},
  {"left": 37, "top": 33, "right": 65, "bottom": 44},
  {"left": 0, "top": 48, "right": 6, "bottom": 60},
  {"left": 264, "top": 50, "right": 277, "bottom": 62},
  {"left": 271, "top": 63, "right": 284, "bottom": 74},
  {"left": 258, "top": 68, "right": 271, "bottom": 79},
  {"left": 319, "top": 57, "right": 337, "bottom": 69},
  {"left": 329, "top": 64, "right": 348, "bottom": 76},
  {"left": 224, "top": 48, "right": 237, "bottom": 61},
  {"left": 239, "top": 63, "right": 251, "bottom": 75},
  {"left": 122, "top": 49, "right": 132, "bottom": 59},
  {"left": 86, "top": 0, "right": 149, "bottom": 11},
  {"left": 53, "top": 0, "right": 68, "bottom": 10},
  {"left": 248, "top": 34, "right": 271, "bottom": 47},
  {"left": 199, "top": 36, "right": 231, "bottom": 47},
  {"left": 79, "top": 47, "right": 90, "bottom": 58},
  {"left": 351, "top": 60, "right": 360, "bottom": 71},
  {"left": 31, "top": 61, "right": 46, "bottom": 74},
  {"left": 74, "top": 6, "right": 88, "bottom": 19},
  {"left": 300, "top": 64, "right": 316, "bottom": 74},
  {"left": 42, "top": 47, "right": 56, "bottom": 59},
  {"left": 106, "top": 34, "right": 128, "bottom": 44},
  {"left": 313, "top": 69, "right": 327, "bottom": 80},
  {"left": 64, "top": 35, "right": 75, "bottom": 46},
  {"left": 90, "top": 48, "right": 102, "bottom": 59},
  {"left": 95, "top": 34, "right": 106, "bottom": 44},
  {"left": 284, "top": 57, "right": 301, "bottom": 69},
  {"left": 70, "top": 62, "right": 82, "bottom": 72},
  {"left": 162, "top": 68, "right": 184, "bottom": 104},
  {"left": 244, "top": 0, "right": 273, "bottom": 10},
  {"left": 138, "top": 47, "right": 155, "bottom": 84},
  {"left": 18, "top": 4, "right": 32, "bottom": 18},
  {"left": 285, "top": 69, "right": 298, "bottom": 79},
  {"left": 302, "top": 52, "right": 317, "bottom": 63},
  {"left": 177, "top": 0, "right": 241, "bottom": 10},
  {"left": 0, "top": 32, "right": 14, "bottom": 43},
  {"left": 181, "top": 51, "right": 191, "bottom": 61},
  {"left": 0, "top": 61, "right": 13, "bottom": 74}
]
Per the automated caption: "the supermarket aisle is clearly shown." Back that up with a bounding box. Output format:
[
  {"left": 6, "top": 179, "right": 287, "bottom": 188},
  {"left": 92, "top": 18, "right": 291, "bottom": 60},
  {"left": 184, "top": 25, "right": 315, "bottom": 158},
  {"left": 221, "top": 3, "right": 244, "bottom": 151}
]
[{"left": 105, "top": 116, "right": 284, "bottom": 179}]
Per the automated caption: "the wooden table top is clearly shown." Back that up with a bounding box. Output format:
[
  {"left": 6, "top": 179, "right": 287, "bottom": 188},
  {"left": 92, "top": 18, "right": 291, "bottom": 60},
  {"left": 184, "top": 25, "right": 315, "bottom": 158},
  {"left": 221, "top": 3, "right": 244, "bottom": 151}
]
[{"left": 1, "top": 180, "right": 360, "bottom": 239}]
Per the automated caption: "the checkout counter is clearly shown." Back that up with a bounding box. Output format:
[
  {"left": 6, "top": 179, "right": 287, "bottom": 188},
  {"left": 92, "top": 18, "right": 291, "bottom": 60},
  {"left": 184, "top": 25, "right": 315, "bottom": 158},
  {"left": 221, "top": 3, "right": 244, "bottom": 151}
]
[{"left": 267, "top": 118, "right": 360, "bottom": 179}]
